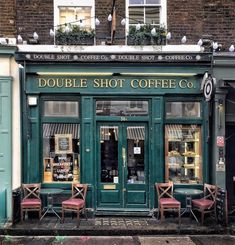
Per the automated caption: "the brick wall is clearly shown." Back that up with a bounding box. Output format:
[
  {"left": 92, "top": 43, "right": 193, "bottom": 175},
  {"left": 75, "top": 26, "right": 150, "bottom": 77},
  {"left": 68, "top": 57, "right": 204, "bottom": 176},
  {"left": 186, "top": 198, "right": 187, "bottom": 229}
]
[
  {"left": 0, "top": 0, "right": 234, "bottom": 49},
  {"left": 0, "top": 0, "right": 16, "bottom": 37},
  {"left": 15, "top": 0, "right": 54, "bottom": 44},
  {"left": 168, "top": 0, "right": 235, "bottom": 50},
  {"left": 95, "top": 0, "right": 125, "bottom": 45}
]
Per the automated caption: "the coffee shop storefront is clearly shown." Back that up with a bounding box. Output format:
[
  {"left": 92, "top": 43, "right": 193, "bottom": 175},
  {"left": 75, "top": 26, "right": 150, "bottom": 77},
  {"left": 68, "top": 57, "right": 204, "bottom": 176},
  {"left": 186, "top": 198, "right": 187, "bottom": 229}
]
[{"left": 15, "top": 48, "right": 212, "bottom": 215}]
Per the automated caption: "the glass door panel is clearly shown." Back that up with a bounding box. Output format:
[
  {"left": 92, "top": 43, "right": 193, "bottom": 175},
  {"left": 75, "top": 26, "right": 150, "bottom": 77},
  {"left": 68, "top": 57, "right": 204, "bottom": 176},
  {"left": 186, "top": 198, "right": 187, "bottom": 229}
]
[
  {"left": 127, "top": 126, "right": 145, "bottom": 184},
  {"left": 100, "top": 126, "right": 119, "bottom": 183}
]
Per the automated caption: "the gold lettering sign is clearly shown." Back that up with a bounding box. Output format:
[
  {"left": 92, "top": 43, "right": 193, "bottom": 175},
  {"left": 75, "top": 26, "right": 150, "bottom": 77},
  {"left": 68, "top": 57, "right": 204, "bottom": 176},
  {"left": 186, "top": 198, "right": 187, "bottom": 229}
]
[{"left": 38, "top": 77, "right": 195, "bottom": 89}]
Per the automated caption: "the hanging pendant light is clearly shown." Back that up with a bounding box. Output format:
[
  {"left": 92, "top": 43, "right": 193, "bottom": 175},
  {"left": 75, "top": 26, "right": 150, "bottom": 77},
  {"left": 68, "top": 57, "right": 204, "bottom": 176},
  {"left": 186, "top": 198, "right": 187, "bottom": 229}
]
[
  {"left": 49, "top": 29, "right": 55, "bottom": 37},
  {"left": 95, "top": 18, "right": 100, "bottom": 26},
  {"left": 136, "top": 23, "right": 141, "bottom": 31},
  {"left": 65, "top": 25, "right": 70, "bottom": 33},
  {"left": 166, "top": 32, "right": 171, "bottom": 40},
  {"left": 33, "top": 32, "right": 39, "bottom": 40},
  {"left": 181, "top": 35, "right": 187, "bottom": 44},
  {"left": 151, "top": 27, "right": 156, "bottom": 36},
  {"left": 17, "top": 35, "right": 23, "bottom": 43},
  {"left": 108, "top": 14, "right": 112, "bottom": 22},
  {"left": 121, "top": 18, "right": 126, "bottom": 26},
  {"left": 229, "top": 44, "right": 234, "bottom": 52},
  {"left": 197, "top": 39, "right": 203, "bottom": 46}
]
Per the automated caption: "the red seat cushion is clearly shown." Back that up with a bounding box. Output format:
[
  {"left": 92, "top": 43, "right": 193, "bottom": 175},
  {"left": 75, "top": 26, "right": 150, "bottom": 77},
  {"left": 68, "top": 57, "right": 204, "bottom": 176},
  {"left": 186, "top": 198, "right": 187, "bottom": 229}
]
[
  {"left": 192, "top": 198, "right": 214, "bottom": 208},
  {"left": 62, "top": 198, "right": 85, "bottom": 207},
  {"left": 21, "top": 198, "right": 41, "bottom": 206},
  {"left": 159, "top": 198, "right": 180, "bottom": 206}
]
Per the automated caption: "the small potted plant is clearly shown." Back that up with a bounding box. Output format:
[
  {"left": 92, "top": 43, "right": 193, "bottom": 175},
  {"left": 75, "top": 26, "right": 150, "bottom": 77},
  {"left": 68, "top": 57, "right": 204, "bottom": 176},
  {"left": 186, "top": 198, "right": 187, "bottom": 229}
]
[
  {"left": 55, "top": 24, "right": 95, "bottom": 45},
  {"left": 127, "top": 24, "right": 166, "bottom": 45}
]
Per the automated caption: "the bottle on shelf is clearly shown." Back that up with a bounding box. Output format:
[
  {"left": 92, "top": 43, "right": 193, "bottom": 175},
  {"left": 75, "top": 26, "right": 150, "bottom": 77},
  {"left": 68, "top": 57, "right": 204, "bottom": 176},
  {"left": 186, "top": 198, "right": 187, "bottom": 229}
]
[
  {"left": 73, "top": 159, "right": 79, "bottom": 182},
  {"left": 44, "top": 158, "right": 52, "bottom": 182}
]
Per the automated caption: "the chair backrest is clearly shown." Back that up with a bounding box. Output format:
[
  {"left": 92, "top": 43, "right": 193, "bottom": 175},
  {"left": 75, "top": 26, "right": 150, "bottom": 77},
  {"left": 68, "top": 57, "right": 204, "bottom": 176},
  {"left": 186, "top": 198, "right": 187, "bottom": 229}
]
[
  {"left": 155, "top": 182, "right": 174, "bottom": 200},
  {"left": 71, "top": 183, "right": 88, "bottom": 201},
  {"left": 204, "top": 183, "right": 218, "bottom": 202},
  {"left": 22, "top": 183, "right": 41, "bottom": 200}
]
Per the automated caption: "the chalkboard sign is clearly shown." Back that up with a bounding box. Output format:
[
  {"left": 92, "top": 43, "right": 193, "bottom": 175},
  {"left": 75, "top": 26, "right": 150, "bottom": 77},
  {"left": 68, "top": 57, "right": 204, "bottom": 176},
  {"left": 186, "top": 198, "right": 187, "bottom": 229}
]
[
  {"left": 216, "top": 188, "right": 228, "bottom": 226},
  {"left": 55, "top": 134, "right": 73, "bottom": 154}
]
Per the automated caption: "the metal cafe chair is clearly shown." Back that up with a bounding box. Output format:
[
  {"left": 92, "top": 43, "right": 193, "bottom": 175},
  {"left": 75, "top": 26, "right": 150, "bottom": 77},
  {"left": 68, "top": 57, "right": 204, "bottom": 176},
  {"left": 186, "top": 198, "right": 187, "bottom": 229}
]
[
  {"left": 20, "top": 183, "right": 42, "bottom": 221},
  {"left": 192, "top": 183, "right": 218, "bottom": 225},
  {"left": 155, "top": 182, "right": 181, "bottom": 224},
  {"left": 61, "top": 183, "right": 88, "bottom": 227}
]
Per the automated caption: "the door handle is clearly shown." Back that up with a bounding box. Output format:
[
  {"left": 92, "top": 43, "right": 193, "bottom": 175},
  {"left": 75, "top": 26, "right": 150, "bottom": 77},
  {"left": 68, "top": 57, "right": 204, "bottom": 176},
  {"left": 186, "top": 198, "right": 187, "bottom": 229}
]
[{"left": 122, "top": 147, "right": 126, "bottom": 167}]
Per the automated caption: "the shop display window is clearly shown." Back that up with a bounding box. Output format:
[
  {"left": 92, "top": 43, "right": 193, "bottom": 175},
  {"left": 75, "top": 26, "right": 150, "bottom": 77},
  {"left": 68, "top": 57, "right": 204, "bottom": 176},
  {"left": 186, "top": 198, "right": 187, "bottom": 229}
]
[
  {"left": 42, "top": 123, "right": 80, "bottom": 183},
  {"left": 165, "top": 125, "right": 202, "bottom": 184}
]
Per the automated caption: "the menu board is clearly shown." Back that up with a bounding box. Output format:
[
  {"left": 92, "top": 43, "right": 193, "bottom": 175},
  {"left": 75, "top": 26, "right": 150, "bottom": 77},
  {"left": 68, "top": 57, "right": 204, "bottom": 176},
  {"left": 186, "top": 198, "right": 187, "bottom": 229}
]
[
  {"left": 216, "top": 188, "right": 228, "bottom": 226},
  {"left": 55, "top": 134, "right": 72, "bottom": 154}
]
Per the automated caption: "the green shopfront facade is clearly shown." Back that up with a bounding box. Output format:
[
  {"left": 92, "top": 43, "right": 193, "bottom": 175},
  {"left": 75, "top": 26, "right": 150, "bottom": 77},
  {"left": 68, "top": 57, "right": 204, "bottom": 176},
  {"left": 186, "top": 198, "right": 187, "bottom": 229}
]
[{"left": 16, "top": 50, "right": 212, "bottom": 215}]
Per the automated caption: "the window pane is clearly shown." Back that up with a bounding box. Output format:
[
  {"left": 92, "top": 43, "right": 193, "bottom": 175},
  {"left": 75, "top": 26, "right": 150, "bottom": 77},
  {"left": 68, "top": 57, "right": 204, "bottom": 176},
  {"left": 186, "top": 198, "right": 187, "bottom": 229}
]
[
  {"left": 145, "top": 7, "right": 160, "bottom": 25},
  {"left": 127, "top": 126, "right": 145, "bottom": 184},
  {"left": 43, "top": 123, "right": 80, "bottom": 183},
  {"left": 59, "top": 6, "right": 91, "bottom": 29},
  {"left": 129, "top": 0, "right": 144, "bottom": 4},
  {"left": 165, "top": 125, "right": 202, "bottom": 184},
  {"left": 166, "top": 102, "right": 201, "bottom": 118},
  {"left": 146, "top": 0, "right": 161, "bottom": 4},
  {"left": 44, "top": 101, "right": 79, "bottom": 117},
  {"left": 96, "top": 100, "right": 148, "bottom": 116},
  {"left": 100, "top": 126, "right": 119, "bottom": 183},
  {"left": 129, "top": 7, "right": 144, "bottom": 24}
]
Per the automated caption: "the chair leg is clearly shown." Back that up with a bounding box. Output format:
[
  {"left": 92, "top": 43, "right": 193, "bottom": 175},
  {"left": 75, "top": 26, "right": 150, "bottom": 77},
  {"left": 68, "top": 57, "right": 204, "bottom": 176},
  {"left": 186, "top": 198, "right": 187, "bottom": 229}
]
[
  {"left": 61, "top": 207, "right": 64, "bottom": 223},
  {"left": 160, "top": 207, "right": 164, "bottom": 223},
  {"left": 77, "top": 210, "right": 80, "bottom": 228},
  {"left": 178, "top": 207, "right": 181, "bottom": 225},
  {"left": 201, "top": 212, "right": 204, "bottom": 225},
  {"left": 21, "top": 209, "right": 24, "bottom": 222},
  {"left": 39, "top": 209, "right": 41, "bottom": 220}
]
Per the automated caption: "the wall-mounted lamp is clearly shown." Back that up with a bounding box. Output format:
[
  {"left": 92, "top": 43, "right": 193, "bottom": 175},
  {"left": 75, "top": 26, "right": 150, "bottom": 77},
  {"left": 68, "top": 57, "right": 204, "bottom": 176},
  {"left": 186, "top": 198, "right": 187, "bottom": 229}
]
[{"left": 28, "top": 96, "right": 37, "bottom": 106}]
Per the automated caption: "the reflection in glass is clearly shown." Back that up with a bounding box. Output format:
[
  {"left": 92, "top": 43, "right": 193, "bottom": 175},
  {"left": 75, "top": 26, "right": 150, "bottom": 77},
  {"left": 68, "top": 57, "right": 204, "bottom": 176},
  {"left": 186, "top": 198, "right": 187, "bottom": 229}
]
[
  {"left": 96, "top": 100, "right": 148, "bottom": 116},
  {"left": 100, "top": 126, "right": 119, "bottom": 183},
  {"left": 44, "top": 101, "right": 79, "bottom": 117},
  {"left": 166, "top": 102, "right": 201, "bottom": 118},
  {"left": 127, "top": 126, "right": 145, "bottom": 184}
]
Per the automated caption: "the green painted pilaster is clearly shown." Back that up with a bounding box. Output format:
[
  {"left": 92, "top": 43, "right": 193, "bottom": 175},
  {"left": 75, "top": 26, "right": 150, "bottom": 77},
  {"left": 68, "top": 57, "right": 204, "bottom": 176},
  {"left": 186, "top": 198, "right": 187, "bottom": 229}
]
[
  {"left": 81, "top": 96, "right": 94, "bottom": 210},
  {"left": 212, "top": 91, "right": 227, "bottom": 188},
  {"left": 0, "top": 77, "right": 12, "bottom": 222}
]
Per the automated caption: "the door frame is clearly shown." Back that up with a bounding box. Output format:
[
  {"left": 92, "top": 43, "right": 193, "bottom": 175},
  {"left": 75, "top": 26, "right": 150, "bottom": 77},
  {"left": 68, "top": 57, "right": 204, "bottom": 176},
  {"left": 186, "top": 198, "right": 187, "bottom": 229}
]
[{"left": 95, "top": 122, "right": 149, "bottom": 211}]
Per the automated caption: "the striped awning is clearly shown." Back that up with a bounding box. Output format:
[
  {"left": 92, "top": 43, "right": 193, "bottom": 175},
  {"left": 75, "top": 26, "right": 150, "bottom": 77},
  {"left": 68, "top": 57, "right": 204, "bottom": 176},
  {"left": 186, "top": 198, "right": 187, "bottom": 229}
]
[
  {"left": 43, "top": 123, "right": 80, "bottom": 139},
  {"left": 165, "top": 124, "right": 198, "bottom": 140},
  {"left": 165, "top": 125, "right": 183, "bottom": 140},
  {"left": 100, "top": 126, "right": 145, "bottom": 141},
  {"left": 100, "top": 126, "right": 118, "bottom": 141},
  {"left": 127, "top": 126, "right": 145, "bottom": 140}
]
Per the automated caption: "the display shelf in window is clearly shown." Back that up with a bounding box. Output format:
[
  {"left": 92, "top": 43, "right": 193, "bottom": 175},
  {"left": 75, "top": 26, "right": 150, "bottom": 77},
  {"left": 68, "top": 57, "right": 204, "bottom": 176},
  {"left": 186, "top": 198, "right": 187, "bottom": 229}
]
[{"left": 165, "top": 125, "right": 202, "bottom": 184}]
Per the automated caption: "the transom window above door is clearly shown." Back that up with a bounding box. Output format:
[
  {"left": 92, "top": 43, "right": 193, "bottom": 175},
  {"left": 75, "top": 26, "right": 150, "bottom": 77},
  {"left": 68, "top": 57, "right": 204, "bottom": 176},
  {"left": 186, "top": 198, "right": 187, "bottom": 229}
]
[{"left": 96, "top": 100, "right": 149, "bottom": 116}]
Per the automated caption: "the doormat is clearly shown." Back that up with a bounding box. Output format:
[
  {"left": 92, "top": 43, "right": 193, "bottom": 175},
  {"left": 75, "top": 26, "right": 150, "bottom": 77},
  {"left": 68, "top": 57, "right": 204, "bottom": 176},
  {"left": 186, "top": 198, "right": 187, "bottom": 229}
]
[{"left": 94, "top": 218, "right": 149, "bottom": 226}]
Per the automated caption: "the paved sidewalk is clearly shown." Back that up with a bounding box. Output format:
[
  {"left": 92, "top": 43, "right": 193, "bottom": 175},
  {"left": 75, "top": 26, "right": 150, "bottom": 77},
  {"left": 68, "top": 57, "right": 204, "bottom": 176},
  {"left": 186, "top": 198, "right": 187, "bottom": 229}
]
[{"left": 0, "top": 216, "right": 230, "bottom": 236}]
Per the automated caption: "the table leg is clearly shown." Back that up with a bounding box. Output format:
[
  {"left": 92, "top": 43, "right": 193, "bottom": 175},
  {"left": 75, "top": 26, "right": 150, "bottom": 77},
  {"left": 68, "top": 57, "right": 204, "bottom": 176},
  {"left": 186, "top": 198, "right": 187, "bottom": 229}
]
[
  {"left": 180, "top": 195, "right": 199, "bottom": 223},
  {"left": 40, "top": 193, "right": 61, "bottom": 220}
]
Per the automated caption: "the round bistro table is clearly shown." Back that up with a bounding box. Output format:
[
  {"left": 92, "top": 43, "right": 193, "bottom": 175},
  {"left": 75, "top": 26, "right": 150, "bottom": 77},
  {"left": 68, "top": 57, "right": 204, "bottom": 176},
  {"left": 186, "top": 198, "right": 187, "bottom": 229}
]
[
  {"left": 174, "top": 188, "right": 203, "bottom": 223},
  {"left": 40, "top": 188, "right": 64, "bottom": 220}
]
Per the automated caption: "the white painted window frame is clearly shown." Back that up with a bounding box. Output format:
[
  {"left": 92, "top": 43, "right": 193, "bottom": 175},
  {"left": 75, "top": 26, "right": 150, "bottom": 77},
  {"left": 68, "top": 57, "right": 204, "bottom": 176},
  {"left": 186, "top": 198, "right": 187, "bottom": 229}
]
[
  {"left": 54, "top": 0, "right": 95, "bottom": 29},
  {"left": 125, "top": 0, "right": 167, "bottom": 34}
]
